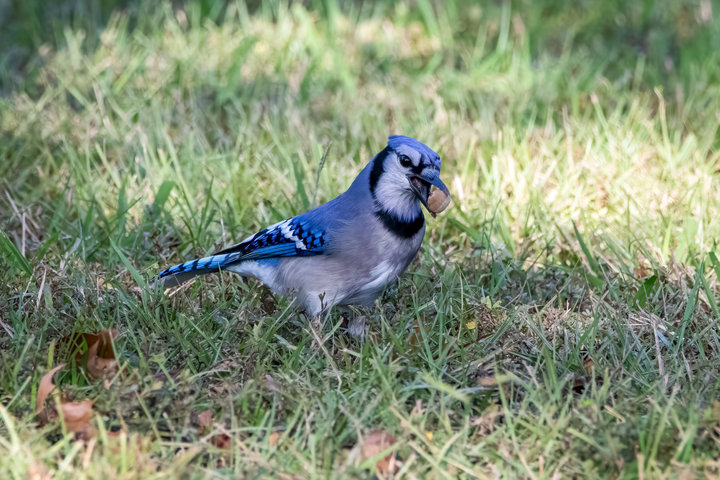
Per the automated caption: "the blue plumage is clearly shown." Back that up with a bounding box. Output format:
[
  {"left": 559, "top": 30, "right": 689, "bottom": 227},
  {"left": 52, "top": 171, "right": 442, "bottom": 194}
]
[
  {"left": 387, "top": 135, "right": 441, "bottom": 169},
  {"left": 215, "top": 217, "right": 326, "bottom": 260},
  {"left": 157, "top": 217, "right": 325, "bottom": 279},
  {"left": 157, "top": 135, "right": 450, "bottom": 324}
]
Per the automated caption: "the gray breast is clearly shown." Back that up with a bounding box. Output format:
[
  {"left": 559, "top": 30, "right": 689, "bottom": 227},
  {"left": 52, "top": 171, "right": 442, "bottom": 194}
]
[{"left": 272, "top": 213, "right": 425, "bottom": 314}]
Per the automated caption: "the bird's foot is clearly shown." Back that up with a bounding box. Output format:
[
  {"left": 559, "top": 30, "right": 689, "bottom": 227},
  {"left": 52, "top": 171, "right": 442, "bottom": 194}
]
[{"left": 345, "top": 313, "right": 369, "bottom": 341}]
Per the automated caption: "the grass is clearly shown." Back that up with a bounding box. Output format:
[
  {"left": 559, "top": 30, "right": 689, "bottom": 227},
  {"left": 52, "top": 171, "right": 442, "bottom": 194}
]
[{"left": 1, "top": 0, "right": 720, "bottom": 477}]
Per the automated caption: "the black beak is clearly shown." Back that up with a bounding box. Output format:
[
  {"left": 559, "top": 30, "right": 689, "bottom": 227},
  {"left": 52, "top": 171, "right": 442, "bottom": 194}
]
[{"left": 409, "top": 175, "right": 450, "bottom": 216}]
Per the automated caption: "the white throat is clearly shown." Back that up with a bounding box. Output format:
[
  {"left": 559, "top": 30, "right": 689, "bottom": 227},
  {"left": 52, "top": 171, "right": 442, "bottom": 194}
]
[{"left": 373, "top": 162, "right": 422, "bottom": 221}]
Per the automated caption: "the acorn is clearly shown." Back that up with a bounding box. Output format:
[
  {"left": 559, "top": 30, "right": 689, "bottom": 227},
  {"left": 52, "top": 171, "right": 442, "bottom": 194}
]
[{"left": 427, "top": 187, "right": 451, "bottom": 216}]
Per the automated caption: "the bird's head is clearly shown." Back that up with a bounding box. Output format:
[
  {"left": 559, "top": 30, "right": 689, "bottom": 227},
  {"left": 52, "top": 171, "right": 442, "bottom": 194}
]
[{"left": 369, "top": 135, "right": 450, "bottom": 221}]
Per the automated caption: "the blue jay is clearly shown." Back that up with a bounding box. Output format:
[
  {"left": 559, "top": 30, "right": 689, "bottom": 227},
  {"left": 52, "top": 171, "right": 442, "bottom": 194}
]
[{"left": 158, "top": 135, "right": 450, "bottom": 319}]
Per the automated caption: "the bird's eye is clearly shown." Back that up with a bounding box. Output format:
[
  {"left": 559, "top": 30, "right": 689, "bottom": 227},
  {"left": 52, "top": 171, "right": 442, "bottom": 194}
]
[{"left": 399, "top": 155, "right": 412, "bottom": 167}]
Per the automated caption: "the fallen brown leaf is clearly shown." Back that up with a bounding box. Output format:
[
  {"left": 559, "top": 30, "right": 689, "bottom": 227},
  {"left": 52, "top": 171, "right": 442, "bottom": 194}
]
[
  {"left": 359, "top": 429, "right": 397, "bottom": 475},
  {"left": 471, "top": 405, "right": 502, "bottom": 437},
  {"left": 86, "top": 339, "right": 118, "bottom": 381},
  {"left": 209, "top": 384, "right": 227, "bottom": 396},
  {"left": 206, "top": 428, "right": 233, "bottom": 468},
  {"left": 63, "top": 329, "right": 118, "bottom": 360},
  {"left": 268, "top": 431, "right": 281, "bottom": 447},
  {"left": 36, "top": 364, "right": 65, "bottom": 414},
  {"left": 634, "top": 252, "right": 652, "bottom": 278},
  {"left": 197, "top": 410, "right": 213, "bottom": 430},
  {"left": 61, "top": 329, "right": 119, "bottom": 382},
  {"left": 210, "top": 433, "right": 231, "bottom": 450},
  {"left": 59, "top": 399, "right": 94, "bottom": 437},
  {"left": 27, "top": 462, "right": 53, "bottom": 480},
  {"left": 210, "top": 358, "right": 239, "bottom": 372},
  {"left": 153, "top": 367, "right": 182, "bottom": 383},
  {"left": 261, "top": 292, "right": 276, "bottom": 314},
  {"left": 476, "top": 375, "right": 498, "bottom": 388},
  {"left": 35, "top": 363, "right": 95, "bottom": 439}
]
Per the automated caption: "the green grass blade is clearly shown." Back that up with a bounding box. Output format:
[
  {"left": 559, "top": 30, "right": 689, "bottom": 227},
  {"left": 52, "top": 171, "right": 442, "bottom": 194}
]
[
  {"left": 572, "top": 222, "right": 602, "bottom": 276},
  {"left": 675, "top": 268, "right": 701, "bottom": 352},
  {"left": 293, "top": 158, "right": 310, "bottom": 211},
  {"left": 0, "top": 229, "right": 32, "bottom": 276},
  {"left": 633, "top": 274, "right": 657, "bottom": 309},
  {"left": 111, "top": 240, "right": 147, "bottom": 288},
  {"left": 152, "top": 180, "right": 176, "bottom": 211}
]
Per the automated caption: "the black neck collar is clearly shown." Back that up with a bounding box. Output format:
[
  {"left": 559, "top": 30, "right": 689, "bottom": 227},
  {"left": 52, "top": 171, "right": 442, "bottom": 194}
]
[{"left": 374, "top": 204, "right": 424, "bottom": 238}]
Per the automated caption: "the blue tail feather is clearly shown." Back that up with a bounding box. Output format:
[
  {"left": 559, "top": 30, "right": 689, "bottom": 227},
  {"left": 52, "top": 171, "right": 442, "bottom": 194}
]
[{"left": 157, "top": 253, "right": 233, "bottom": 288}]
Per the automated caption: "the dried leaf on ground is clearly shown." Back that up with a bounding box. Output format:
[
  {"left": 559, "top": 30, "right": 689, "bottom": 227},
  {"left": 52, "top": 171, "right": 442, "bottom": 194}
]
[
  {"left": 210, "top": 433, "right": 231, "bottom": 450},
  {"left": 36, "top": 364, "right": 65, "bottom": 414},
  {"left": 572, "top": 349, "right": 595, "bottom": 394},
  {"left": 27, "top": 462, "right": 53, "bottom": 480},
  {"left": 59, "top": 399, "right": 94, "bottom": 437},
  {"left": 582, "top": 348, "right": 594, "bottom": 372},
  {"left": 87, "top": 339, "right": 118, "bottom": 381},
  {"left": 63, "top": 329, "right": 118, "bottom": 359},
  {"left": 61, "top": 329, "right": 119, "bottom": 382},
  {"left": 36, "top": 363, "right": 95, "bottom": 438},
  {"left": 261, "top": 291, "right": 276, "bottom": 314},
  {"left": 264, "top": 374, "right": 280, "bottom": 393},
  {"left": 476, "top": 373, "right": 499, "bottom": 388},
  {"left": 268, "top": 431, "right": 282, "bottom": 446},
  {"left": 356, "top": 429, "right": 398, "bottom": 475},
  {"left": 197, "top": 410, "right": 213, "bottom": 430},
  {"left": 472, "top": 405, "right": 503, "bottom": 437},
  {"left": 634, "top": 252, "right": 652, "bottom": 278}
]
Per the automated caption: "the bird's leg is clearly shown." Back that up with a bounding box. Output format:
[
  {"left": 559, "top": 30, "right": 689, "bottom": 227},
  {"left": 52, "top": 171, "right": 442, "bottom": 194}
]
[
  {"left": 311, "top": 310, "right": 324, "bottom": 331},
  {"left": 344, "top": 306, "right": 370, "bottom": 341},
  {"left": 312, "top": 292, "right": 328, "bottom": 330}
]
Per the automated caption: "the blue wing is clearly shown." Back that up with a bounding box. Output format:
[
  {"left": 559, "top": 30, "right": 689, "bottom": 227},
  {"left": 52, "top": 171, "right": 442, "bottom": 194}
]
[
  {"left": 214, "top": 217, "right": 326, "bottom": 263},
  {"left": 157, "top": 216, "right": 327, "bottom": 287}
]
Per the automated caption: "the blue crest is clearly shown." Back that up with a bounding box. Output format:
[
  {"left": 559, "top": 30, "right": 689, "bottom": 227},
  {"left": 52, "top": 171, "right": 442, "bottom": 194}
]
[{"left": 387, "top": 135, "right": 441, "bottom": 169}]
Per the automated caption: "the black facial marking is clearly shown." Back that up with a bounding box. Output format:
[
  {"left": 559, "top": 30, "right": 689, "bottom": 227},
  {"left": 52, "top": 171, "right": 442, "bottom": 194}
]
[
  {"left": 369, "top": 146, "right": 391, "bottom": 195},
  {"left": 410, "top": 163, "right": 425, "bottom": 175},
  {"left": 397, "top": 151, "right": 426, "bottom": 175},
  {"left": 375, "top": 208, "right": 424, "bottom": 238}
]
